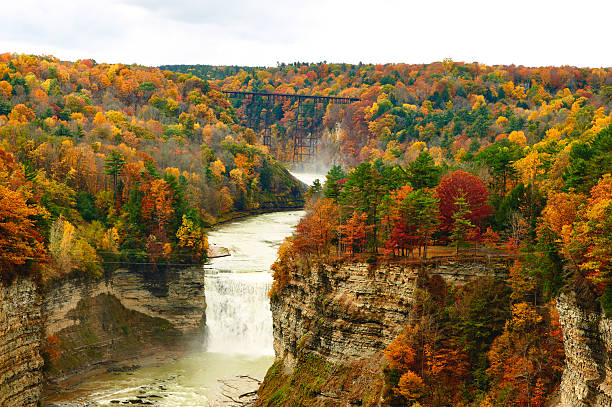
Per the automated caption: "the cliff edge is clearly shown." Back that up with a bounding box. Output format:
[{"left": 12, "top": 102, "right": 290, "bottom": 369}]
[
  {"left": 0, "top": 277, "right": 43, "bottom": 407},
  {"left": 557, "top": 290, "right": 612, "bottom": 406},
  {"left": 258, "top": 258, "right": 509, "bottom": 406}
]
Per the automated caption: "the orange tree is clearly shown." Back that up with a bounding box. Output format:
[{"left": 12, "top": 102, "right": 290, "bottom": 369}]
[{"left": 0, "top": 148, "right": 47, "bottom": 281}]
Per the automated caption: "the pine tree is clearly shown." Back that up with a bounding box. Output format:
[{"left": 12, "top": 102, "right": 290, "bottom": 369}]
[
  {"left": 450, "top": 194, "right": 475, "bottom": 254},
  {"left": 104, "top": 150, "right": 125, "bottom": 195}
]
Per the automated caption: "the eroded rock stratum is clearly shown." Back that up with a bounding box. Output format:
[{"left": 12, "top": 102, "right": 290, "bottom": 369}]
[{"left": 0, "top": 266, "right": 206, "bottom": 402}]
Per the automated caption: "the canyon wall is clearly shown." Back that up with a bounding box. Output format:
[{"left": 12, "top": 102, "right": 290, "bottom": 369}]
[
  {"left": 0, "top": 277, "right": 43, "bottom": 407},
  {"left": 258, "top": 258, "right": 509, "bottom": 406},
  {"left": 0, "top": 265, "right": 206, "bottom": 402},
  {"left": 557, "top": 290, "right": 612, "bottom": 406},
  {"left": 42, "top": 266, "right": 206, "bottom": 386}
]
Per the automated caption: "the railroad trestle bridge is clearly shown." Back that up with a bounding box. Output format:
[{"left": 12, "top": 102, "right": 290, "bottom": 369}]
[{"left": 221, "top": 90, "right": 359, "bottom": 161}]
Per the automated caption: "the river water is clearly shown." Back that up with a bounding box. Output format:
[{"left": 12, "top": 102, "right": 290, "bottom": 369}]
[{"left": 45, "top": 172, "right": 324, "bottom": 407}]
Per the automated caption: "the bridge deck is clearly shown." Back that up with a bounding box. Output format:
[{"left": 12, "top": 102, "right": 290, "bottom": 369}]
[{"left": 221, "top": 90, "right": 359, "bottom": 104}]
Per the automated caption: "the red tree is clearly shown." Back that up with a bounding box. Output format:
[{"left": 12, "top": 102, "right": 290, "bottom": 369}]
[
  {"left": 435, "top": 170, "right": 492, "bottom": 234},
  {"left": 386, "top": 219, "right": 419, "bottom": 257}
]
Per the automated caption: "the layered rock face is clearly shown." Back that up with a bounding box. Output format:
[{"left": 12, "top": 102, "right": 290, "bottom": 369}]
[
  {"left": 0, "top": 266, "right": 206, "bottom": 402},
  {"left": 42, "top": 266, "right": 206, "bottom": 385},
  {"left": 260, "top": 259, "right": 508, "bottom": 405},
  {"left": 272, "top": 262, "right": 416, "bottom": 371},
  {"left": 0, "top": 277, "right": 43, "bottom": 407},
  {"left": 272, "top": 259, "right": 508, "bottom": 370},
  {"left": 44, "top": 267, "right": 206, "bottom": 337},
  {"left": 557, "top": 291, "right": 612, "bottom": 406}
]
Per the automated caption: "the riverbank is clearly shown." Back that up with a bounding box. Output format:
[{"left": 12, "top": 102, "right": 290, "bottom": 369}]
[
  {"left": 43, "top": 349, "right": 188, "bottom": 402},
  {"left": 209, "top": 168, "right": 320, "bottom": 227}
]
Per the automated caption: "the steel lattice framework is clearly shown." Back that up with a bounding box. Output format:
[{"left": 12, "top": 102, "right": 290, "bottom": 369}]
[{"left": 221, "top": 90, "right": 359, "bottom": 161}]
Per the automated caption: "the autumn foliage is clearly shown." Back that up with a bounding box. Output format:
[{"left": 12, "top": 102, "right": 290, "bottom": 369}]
[
  {"left": 0, "top": 53, "right": 304, "bottom": 282},
  {"left": 0, "top": 148, "right": 47, "bottom": 281},
  {"left": 163, "top": 60, "right": 612, "bottom": 169},
  {"left": 293, "top": 198, "right": 339, "bottom": 256},
  {"left": 485, "top": 302, "right": 565, "bottom": 406},
  {"left": 383, "top": 276, "right": 506, "bottom": 406},
  {"left": 435, "top": 170, "right": 492, "bottom": 234}
]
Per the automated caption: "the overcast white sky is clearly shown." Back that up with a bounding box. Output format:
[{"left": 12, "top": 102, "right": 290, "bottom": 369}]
[{"left": 2, "top": 0, "right": 610, "bottom": 68}]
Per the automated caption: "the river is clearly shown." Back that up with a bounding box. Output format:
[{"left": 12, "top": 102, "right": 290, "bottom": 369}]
[{"left": 44, "top": 172, "right": 324, "bottom": 407}]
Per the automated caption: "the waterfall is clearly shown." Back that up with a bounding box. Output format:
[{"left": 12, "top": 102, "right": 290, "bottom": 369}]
[
  {"left": 204, "top": 271, "right": 274, "bottom": 356},
  {"left": 201, "top": 210, "right": 308, "bottom": 357},
  {"left": 200, "top": 174, "right": 324, "bottom": 357}
]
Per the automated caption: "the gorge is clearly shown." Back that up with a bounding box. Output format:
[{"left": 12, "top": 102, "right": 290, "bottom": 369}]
[
  {"left": 31, "top": 172, "right": 318, "bottom": 406},
  {"left": 2, "top": 178, "right": 612, "bottom": 406}
]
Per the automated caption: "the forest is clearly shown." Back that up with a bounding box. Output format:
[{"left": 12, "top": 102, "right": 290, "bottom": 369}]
[
  {"left": 168, "top": 60, "right": 612, "bottom": 165},
  {"left": 182, "top": 60, "right": 611, "bottom": 406},
  {"left": 0, "top": 53, "right": 303, "bottom": 284}
]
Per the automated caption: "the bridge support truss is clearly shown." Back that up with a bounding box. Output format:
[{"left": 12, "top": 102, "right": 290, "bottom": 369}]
[{"left": 221, "top": 90, "right": 359, "bottom": 162}]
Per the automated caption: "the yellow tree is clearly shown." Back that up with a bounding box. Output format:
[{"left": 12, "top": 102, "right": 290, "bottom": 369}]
[
  {"left": 514, "top": 149, "right": 548, "bottom": 186},
  {"left": 210, "top": 159, "right": 225, "bottom": 179},
  {"left": 176, "top": 215, "right": 209, "bottom": 263},
  {"left": 508, "top": 130, "right": 527, "bottom": 146},
  {"left": 0, "top": 81, "right": 12, "bottom": 98},
  {"left": 564, "top": 175, "right": 612, "bottom": 290},
  {"left": 8, "top": 104, "right": 35, "bottom": 123}
]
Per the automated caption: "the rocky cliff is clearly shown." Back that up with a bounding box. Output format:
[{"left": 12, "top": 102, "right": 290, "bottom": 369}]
[
  {"left": 0, "top": 277, "right": 43, "bottom": 407},
  {"left": 42, "top": 266, "right": 206, "bottom": 387},
  {"left": 258, "top": 258, "right": 509, "bottom": 406},
  {"left": 1, "top": 264, "right": 207, "bottom": 402},
  {"left": 557, "top": 290, "right": 612, "bottom": 406}
]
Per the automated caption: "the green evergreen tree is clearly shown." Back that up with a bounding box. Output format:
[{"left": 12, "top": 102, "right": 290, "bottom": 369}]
[
  {"left": 323, "top": 165, "right": 346, "bottom": 200},
  {"left": 563, "top": 124, "right": 612, "bottom": 193},
  {"left": 259, "top": 159, "right": 273, "bottom": 192},
  {"left": 104, "top": 150, "right": 125, "bottom": 195},
  {"left": 450, "top": 194, "right": 475, "bottom": 254},
  {"left": 413, "top": 189, "right": 440, "bottom": 258},
  {"left": 407, "top": 151, "right": 442, "bottom": 189}
]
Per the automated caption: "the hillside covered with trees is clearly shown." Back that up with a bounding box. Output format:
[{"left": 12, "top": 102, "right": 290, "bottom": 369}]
[
  {"left": 168, "top": 61, "right": 611, "bottom": 164},
  {"left": 0, "top": 53, "right": 303, "bottom": 284},
  {"left": 223, "top": 61, "right": 612, "bottom": 406}
]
